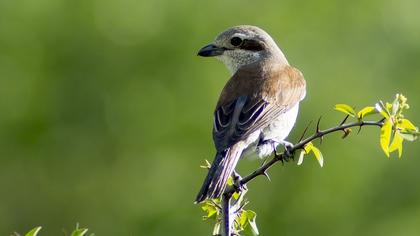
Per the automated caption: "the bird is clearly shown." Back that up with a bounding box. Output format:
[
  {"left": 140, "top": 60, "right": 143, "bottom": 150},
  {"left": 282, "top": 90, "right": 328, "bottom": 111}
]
[{"left": 195, "top": 25, "right": 306, "bottom": 203}]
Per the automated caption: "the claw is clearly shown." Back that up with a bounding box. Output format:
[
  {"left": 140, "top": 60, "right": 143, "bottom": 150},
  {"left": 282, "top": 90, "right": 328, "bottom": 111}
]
[
  {"left": 232, "top": 171, "right": 247, "bottom": 192},
  {"left": 279, "top": 140, "right": 294, "bottom": 161}
]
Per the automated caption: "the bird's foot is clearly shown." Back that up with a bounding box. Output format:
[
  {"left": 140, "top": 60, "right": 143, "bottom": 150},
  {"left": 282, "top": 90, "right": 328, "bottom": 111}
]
[
  {"left": 279, "top": 140, "right": 294, "bottom": 160},
  {"left": 232, "top": 170, "right": 247, "bottom": 193},
  {"left": 257, "top": 139, "right": 295, "bottom": 164},
  {"left": 273, "top": 140, "right": 295, "bottom": 163}
]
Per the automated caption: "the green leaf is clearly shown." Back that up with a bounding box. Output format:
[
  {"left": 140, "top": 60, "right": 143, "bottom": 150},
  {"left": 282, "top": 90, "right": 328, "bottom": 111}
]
[
  {"left": 227, "top": 176, "right": 234, "bottom": 186},
  {"left": 246, "top": 210, "right": 259, "bottom": 235},
  {"left": 380, "top": 119, "right": 392, "bottom": 157},
  {"left": 303, "top": 142, "right": 314, "bottom": 153},
  {"left": 71, "top": 228, "right": 89, "bottom": 236},
  {"left": 385, "top": 102, "right": 393, "bottom": 111},
  {"left": 334, "top": 104, "right": 356, "bottom": 117},
  {"left": 232, "top": 191, "right": 240, "bottom": 200},
  {"left": 399, "top": 119, "right": 418, "bottom": 131},
  {"left": 357, "top": 106, "right": 377, "bottom": 119},
  {"left": 297, "top": 150, "right": 306, "bottom": 166},
  {"left": 310, "top": 145, "right": 324, "bottom": 167},
  {"left": 389, "top": 132, "right": 403, "bottom": 158},
  {"left": 399, "top": 131, "right": 418, "bottom": 141},
  {"left": 200, "top": 159, "right": 212, "bottom": 169},
  {"left": 25, "top": 227, "right": 42, "bottom": 236},
  {"left": 201, "top": 201, "right": 218, "bottom": 219},
  {"left": 297, "top": 142, "right": 323, "bottom": 167},
  {"left": 239, "top": 211, "right": 248, "bottom": 230},
  {"left": 212, "top": 222, "right": 221, "bottom": 236}
]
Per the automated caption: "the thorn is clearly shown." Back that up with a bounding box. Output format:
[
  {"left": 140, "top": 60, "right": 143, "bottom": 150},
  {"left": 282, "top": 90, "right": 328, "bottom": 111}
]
[
  {"left": 357, "top": 124, "right": 363, "bottom": 134},
  {"left": 299, "top": 120, "right": 313, "bottom": 142},
  {"left": 319, "top": 136, "right": 324, "bottom": 145},
  {"left": 260, "top": 155, "right": 269, "bottom": 167},
  {"left": 262, "top": 170, "right": 271, "bottom": 181},
  {"left": 316, "top": 116, "right": 322, "bottom": 133},
  {"left": 339, "top": 115, "right": 350, "bottom": 126},
  {"left": 379, "top": 117, "right": 386, "bottom": 124}
]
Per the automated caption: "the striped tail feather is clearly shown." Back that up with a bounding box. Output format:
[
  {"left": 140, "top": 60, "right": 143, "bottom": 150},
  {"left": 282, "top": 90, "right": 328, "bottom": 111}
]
[{"left": 195, "top": 144, "right": 244, "bottom": 203}]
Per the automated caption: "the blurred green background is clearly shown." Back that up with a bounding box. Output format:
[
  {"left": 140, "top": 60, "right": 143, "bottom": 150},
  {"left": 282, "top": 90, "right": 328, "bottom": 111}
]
[{"left": 0, "top": 0, "right": 419, "bottom": 235}]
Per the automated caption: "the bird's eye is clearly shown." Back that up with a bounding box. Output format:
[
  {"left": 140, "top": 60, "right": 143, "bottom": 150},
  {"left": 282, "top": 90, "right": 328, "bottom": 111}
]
[{"left": 230, "top": 37, "right": 243, "bottom": 47}]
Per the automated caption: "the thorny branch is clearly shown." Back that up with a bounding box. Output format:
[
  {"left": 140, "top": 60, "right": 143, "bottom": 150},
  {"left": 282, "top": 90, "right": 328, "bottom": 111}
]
[{"left": 220, "top": 117, "right": 384, "bottom": 236}]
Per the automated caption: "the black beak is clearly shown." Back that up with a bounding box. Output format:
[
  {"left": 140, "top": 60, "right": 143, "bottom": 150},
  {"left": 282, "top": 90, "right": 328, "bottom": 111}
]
[{"left": 197, "top": 44, "right": 225, "bottom": 57}]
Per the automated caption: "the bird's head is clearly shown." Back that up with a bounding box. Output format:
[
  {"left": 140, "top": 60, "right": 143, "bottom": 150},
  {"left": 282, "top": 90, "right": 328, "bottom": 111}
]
[{"left": 197, "top": 25, "right": 288, "bottom": 74}]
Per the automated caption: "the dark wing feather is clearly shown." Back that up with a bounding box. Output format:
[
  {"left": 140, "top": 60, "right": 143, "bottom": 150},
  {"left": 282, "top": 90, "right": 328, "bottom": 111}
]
[
  {"left": 213, "top": 64, "right": 306, "bottom": 151},
  {"left": 213, "top": 97, "right": 269, "bottom": 150}
]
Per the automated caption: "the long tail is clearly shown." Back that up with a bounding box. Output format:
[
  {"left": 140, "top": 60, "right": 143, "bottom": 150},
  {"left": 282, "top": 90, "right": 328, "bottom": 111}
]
[{"left": 195, "top": 144, "right": 244, "bottom": 203}]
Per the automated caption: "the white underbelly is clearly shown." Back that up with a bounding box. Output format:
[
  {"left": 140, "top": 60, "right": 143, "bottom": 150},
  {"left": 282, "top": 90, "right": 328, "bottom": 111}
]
[
  {"left": 242, "top": 104, "right": 300, "bottom": 159},
  {"left": 262, "top": 103, "right": 299, "bottom": 141}
]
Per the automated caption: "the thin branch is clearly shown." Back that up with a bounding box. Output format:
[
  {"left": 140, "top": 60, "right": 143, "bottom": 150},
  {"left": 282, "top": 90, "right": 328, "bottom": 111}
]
[
  {"left": 219, "top": 119, "right": 384, "bottom": 235},
  {"left": 226, "top": 119, "right": 384, "bottom": 195},
  {"left": 221, "top": 193, "right": 232, "bottom": 236}
]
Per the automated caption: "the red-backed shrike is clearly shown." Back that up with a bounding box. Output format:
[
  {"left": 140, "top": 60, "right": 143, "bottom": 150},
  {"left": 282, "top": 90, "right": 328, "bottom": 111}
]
[{"left": 196, "top": 25, "right": 306, "bottom": 203}]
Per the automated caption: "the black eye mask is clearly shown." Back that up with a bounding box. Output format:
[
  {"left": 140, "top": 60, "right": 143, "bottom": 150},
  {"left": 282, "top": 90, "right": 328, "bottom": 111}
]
[{"left": 239, "top": 39, "right": 264, "bottom": 52}]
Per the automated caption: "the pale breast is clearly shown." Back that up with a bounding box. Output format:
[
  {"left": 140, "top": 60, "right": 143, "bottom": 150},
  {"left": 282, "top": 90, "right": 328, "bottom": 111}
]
[{"left": 262, "top": 103, "right": 299, "bottom": 141}]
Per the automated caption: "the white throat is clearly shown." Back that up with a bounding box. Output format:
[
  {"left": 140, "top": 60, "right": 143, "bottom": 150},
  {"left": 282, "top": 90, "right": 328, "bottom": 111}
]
[{"left": 217, "top": 52, "right": 261, "bottom": 75}]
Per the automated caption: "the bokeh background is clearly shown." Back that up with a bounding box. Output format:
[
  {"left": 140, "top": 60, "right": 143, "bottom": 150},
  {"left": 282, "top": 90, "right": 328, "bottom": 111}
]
[{"left": 0, "top": 0, "right": 419, "bottom": 235}]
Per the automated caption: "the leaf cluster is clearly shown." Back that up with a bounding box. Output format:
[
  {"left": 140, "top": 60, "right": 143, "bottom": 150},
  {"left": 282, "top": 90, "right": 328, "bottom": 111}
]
[
  {"left": 201, "top": 177, "right": 259, "bottom": 235},
  {"left": 14, "top": 224, "right": 94, "bottom": 236},
  {"left": 334, "top": 94, "right": 418, "bottom": 158},
  {"left": 199, "top": 94, "right": 419, "bottom": 236}
]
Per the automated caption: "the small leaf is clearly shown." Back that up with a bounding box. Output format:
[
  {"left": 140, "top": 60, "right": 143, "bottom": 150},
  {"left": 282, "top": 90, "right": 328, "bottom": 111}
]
[
  {"left": 246, "top": 210, "right": 259, "bottom": 235},
  {"left": 239, "top": 211, "right": 248, "bottom": 230},
  {"left": 25, "top": 227, "right": 42, "bottom": 236},
  {"left": 227, "top": 177, "right": 234, "bottom": 186},
  {"left": 212, "top": 222, "right": 221, "bottom": 236},
  {"left": 201, "top": 201, "right": 218, "bottom": 219},
  {"left": 200, "top": 159, "right": 212, "bottom": 169},
  {"left": 391, "top": 99, "right": 399, "bottom": 116},
  {"left": 389, "top": 132, "right": 403, "bottom": 158},
  {"left": 380, "top": 119, "right": 392, "bottom": 157},
  {"left": 297, "top": 150, "right": 305, "bottom": 165},
  {"left": 310, "top": 145, "right": 324, "bottom": 167},
  {"left": 71, "top": 228, "right": 89, "bottom": 236},
  {"left": 399, "top": 119, "right": 418, "bottom": 131},
  {"left": 303, "top": 142, "right": 314, "bottom": 153},
  {"left": 399, "top": 131, "right": 418, "bottom": 141},
  {"left": 385, "top": 102, "right": 393, "bottom": 111},
  {"left": 357, "top": 106, "right": 377, "bottom": 119},
  {"left": 298, "top": 142, "right": 323, "bottom": 167},
  {"left": 334, "top": 104, "right": 356, "bottom": 117},
  {"left": 232, "top": 191, "right": 240, "bottom": 200}
]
